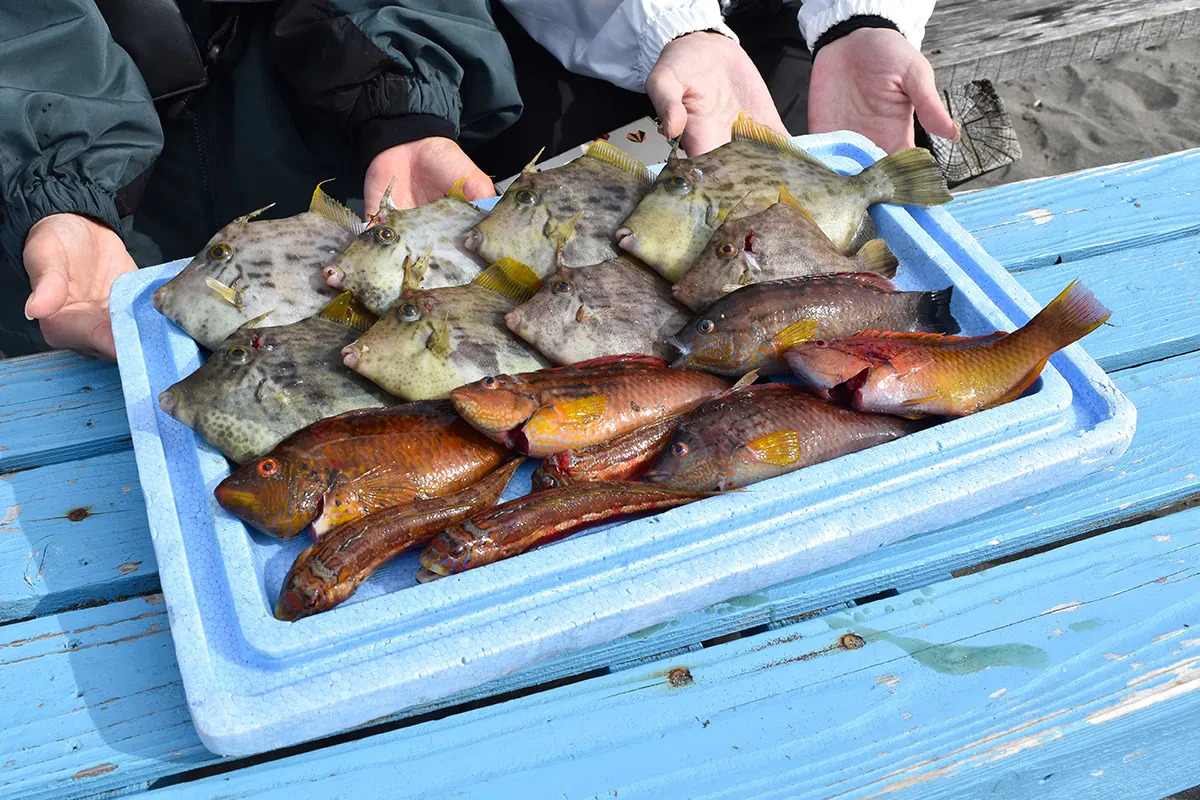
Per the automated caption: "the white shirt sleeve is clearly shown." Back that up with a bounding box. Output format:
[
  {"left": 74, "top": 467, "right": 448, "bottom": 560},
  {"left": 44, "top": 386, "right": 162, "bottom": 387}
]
[
  {"left": 497, "top": 0, "right": 738, "bottom": 93},
  {"left": 797, "top": 0, "right": 936, "bottom": 51}
]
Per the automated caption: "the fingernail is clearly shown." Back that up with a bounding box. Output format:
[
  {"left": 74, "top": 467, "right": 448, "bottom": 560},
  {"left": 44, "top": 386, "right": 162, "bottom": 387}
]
[{"left": 23, "top": 297, "right": 34, "bottom": 321}]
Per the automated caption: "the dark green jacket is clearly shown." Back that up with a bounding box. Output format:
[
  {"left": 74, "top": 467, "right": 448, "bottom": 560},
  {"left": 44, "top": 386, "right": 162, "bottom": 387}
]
[{"left": 0, "top": 0, "right": 522, "bottom": 355}]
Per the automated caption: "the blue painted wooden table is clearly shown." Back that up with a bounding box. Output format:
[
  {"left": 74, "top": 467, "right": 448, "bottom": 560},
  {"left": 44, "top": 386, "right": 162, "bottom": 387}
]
[{"left": 2, "top": 150, "right": 1198, "bottom": 800}]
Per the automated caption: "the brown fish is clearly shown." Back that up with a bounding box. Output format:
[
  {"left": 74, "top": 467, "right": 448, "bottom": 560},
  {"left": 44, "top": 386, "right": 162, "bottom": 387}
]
[
  {"left": 274, "top": 457, "right": 525, "bottom": 620},
  {"left": 672, "top": 185, "right": 899, "bottom": 311},
  {"left": 670, "top": 273, "right": 958, "bottom": 377},
  {"left": 644, "top": 382, "right": 922, "bottom": 491},
  {"left": 616, "top": 113, "right": 951, "bottom": 282},
  {"left": 784, "top": 280, "right": 1111, "bottom": 417},
  {"left": 505, "top": 256, "right": 692, "bottom": 364},
  {"left": 418, "top": 481, "right": 711, "bottom": 576},
  {"left": 530, "top": 414, "right": 681, "bottom": 490},
  {"left": 213, "top": 401, "right": 508, "bottom": 539},
  {"left": 448, "top": 354, "right": 728, "bottom": 457}
]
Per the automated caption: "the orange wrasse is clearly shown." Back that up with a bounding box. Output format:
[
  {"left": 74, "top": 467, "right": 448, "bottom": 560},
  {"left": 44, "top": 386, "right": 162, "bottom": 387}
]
[
  {"left": 644, "top": 382, "right": 923, "bottom": 491},
  {"left": 448, "top": 353, "right": 729, "bottom": 457},
  {"left": 530, "top": 415, "right": 681, "bottom": 490},
  {"left": 214, "top": 401, "right": 509, "bottom": 539},
  {"left": 784, "top": 280, "right": 1111, "bottom": 418},
  {"left": 274, "top": 457, "right": 524, "bottom": 620},
  {"left": 418, "top": 481, "right": 712, "bottom": 575}
]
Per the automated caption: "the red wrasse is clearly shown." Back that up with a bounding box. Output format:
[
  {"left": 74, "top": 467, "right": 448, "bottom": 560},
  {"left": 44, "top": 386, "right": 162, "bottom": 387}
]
[{"left": 531, "top": 414, "right": 682, "bottom": 490}]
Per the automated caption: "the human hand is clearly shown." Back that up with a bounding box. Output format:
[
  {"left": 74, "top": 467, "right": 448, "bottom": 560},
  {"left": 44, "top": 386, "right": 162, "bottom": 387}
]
[
  {"left": 808, "top": 28, "right": 958, "bottom": 153},
  {"left": 364, "top": 136, "right": 495, "bottom": 216},
  {"left": 645, "top": 31, "right": 788, "bottom": 156},
  {"left": 23, "top": 213, "right": 138, "bottom": 361}
]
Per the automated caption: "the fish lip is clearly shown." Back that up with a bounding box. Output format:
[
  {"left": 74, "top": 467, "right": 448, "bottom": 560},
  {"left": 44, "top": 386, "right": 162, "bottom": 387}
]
[
  {"left": 342, "top": 343, "right": 362, "bottom": 368},
  {"left": 157, "top": 388, "right": 178, "bottom": 416},
  {"left": 665, "top": 336, "right": 691, "bottom": 359},
  {"left": 151, "top": 285, "right": 167, "bottom": 312},
  {"left": 323, "top": 264, "right": 345, "bottom": 288},
  {"left": 614, "top": 228, "right": 636, "bottom": 252},
  {"left": 463, "top": 229, "right": 484, "bottom": 253}
]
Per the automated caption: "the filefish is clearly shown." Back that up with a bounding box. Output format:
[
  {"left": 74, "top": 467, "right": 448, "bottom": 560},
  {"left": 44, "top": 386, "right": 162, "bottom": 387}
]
[
  {"left": 342, "top": 258, "right": 552, "bottom": 400},
  {"left": 158, "top": 293, "right": 391, "bottom": 464},
  {"left": 505, "top": 256, "right": 692, "bottom": 364},
  {"left": 152, "top": 183, "right": 364, "bottom": 350},
  {"left": 670, "top": 273, "right": 959, "bottom": 377},
  {"left": 213, "top": 401, "right": 508, "bottom": 539},
  {"left": 449, "top": 353, "right": 728, "bottom": 457},
  {"left": 784, "top": 280, "right": 1111, "bottom": 417},
  {"left": 530, "top": 414, "right": 681, "bottom": 490},
  {"left": 644, "top": 382, "right": 922, "bottom": 492},
  {"left": 322, "top": 178, "right": 487, "bottom": 315},
  {"left": 418, "top": 481, "right": 711, "bottom": 577},
  {"left": 616, "top": 113, "right": 952, "bottom": 282},
  {"left": 672, "top": 185, "right": 899, "bottom": 311},
  {"left": 274, "top": 457, "right": 524, "bottom": 620},
  {"left": 464, "top": 140, "right": 653, "bottom": 277}
]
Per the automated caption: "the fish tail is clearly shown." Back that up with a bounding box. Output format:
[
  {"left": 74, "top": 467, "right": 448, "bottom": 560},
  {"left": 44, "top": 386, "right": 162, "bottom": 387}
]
[
  {"left": 1019, "top": 280, "right": 1111, "bottom": 353},
  {"left": 916, "top": 286, "right": 960, "bottom": 334},
  {"left": 851, "top": 239, "right": 899, "bottom": 278},
  {"left": 862, "top": 148, "right": 952, "bottom": 207}
]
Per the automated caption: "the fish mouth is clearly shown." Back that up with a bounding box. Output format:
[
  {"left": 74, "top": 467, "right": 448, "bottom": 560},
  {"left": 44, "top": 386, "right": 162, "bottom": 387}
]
[
  {"left": 463, "top": 229, "right": 484, "bottom": 253},
  {"left": 414, "top": 567, "right": 444, "bottom": 583},
  {"left": 342, "top": 342, "right": 363, "bottom": 369},
  {"left": 503, "top": 308, "right": 525, "bottom": 336},
  {"left": 323, "top": 264, "right": 345, "bottom": 288},
  {"left": 614, "top": 228, "right": 636, "bottom": 252},
  {"left": 665, "top": 336, "right": 691, "bottom": 360},
  {"left": 214, "top": 485, "right": 258, "bottom": 512},
  {"left": 151, "top": 285, "right": 168, "bottom": 312},
  {"left": 157, "top": 388, "right": 179, "bottom": 416}
]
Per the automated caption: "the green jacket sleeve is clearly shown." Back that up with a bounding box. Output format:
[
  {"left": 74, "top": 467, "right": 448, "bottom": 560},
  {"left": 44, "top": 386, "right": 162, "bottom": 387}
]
[
  {"left": 268, "top": 0, "right": 523, "bottom": 164},
  {"left": 0, "top": 0, "right": 163, "bottom": 274}
]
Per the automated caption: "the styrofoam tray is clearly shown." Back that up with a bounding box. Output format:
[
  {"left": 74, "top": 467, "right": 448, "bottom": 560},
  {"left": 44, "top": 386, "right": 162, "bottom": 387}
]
[{"left": 110, "top": 132, "right": 1136, "bottom": 756}]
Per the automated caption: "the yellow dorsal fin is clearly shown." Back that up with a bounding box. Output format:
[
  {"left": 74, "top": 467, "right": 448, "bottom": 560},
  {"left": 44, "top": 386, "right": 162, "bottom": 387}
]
[
  {"left": 777, "top": 185, "right": 816, "bottom": 224},
  {"left": 731, "top": 112, "right": 820, "bottom": 165},
  {"left": 233, "top": 203, "right": 277, "bottom": 225},
  {"left": 552, "top": 394, "right": 608, "bottom": 427},
  {"left": 238, "top": 309, "right": 274, "bottom": 330},
  {"left": 584, "top": 140, "right": 653, "bottom": 185},
  {"left": 770, "top": 319, "right": 820, "bottom": 353},
  {"left": 401, "top": 245, "right": 434, "bottom": 294},
  {"left": 445, "top": 177, "right": 470, "bottom": 203},
  {"left": 428, "top": 311, "right": 453, "bottom": 357},
  {"left": 317, "top": 291, "right": 378, "bottom": 331},
  {"left": 310, "top": 180, "right": 366, "bottom": 235},
  {"left": 205, "top": 276, "right": 245, "bottom": 310},
  {"left": 744, "top": 430, "right": 802, "bottom": 467},
  {"left": 545, "top": 209, "right": 583, "bottom": 250},
  {"left": 522, "top": 147, "right": 546, "bottom": 175},
  {"left": 473, "top": 257, "right": 543, "bottom": 303}
]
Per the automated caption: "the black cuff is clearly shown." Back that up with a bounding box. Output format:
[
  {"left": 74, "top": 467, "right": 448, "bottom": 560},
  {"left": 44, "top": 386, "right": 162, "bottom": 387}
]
[
  {"left": 811, "top": 15, "right": 901, "bottom": 57},
  {"left": 357, "top": 115, "right": 458, "bottom": 169}
]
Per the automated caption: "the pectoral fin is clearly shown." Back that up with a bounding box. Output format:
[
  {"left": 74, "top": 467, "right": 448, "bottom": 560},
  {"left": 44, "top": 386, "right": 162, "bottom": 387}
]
[
  {"left": 550, "top": 394, "right": 608, "bottom": 427},
  {"left": 743, "top": 430, "right": 802, "bottom": 466}
]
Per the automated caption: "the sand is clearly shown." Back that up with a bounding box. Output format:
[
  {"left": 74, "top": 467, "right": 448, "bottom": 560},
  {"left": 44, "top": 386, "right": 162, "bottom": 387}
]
[{"left": 957, "top": 37, "right": 1200, "bottom": 191}]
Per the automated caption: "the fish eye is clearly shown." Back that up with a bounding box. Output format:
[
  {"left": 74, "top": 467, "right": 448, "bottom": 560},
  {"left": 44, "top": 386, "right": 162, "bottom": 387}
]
[
  {"left": 227, "top": 345, "right": 250, "bottom": 364},
  {"left": 551, "top": 280, "right": 571, "bottom": 295},
  {"left": 208, "top": 243, "right": 231, "bottom": 260},
  {"left": 257, "top": 458, "right": 279, "bottom": 477},
  {"left": 449, "top": 541, "right": 469, "bottom": 557},
  {"left": 374, "top": 226, "right": 397, "bottom": 244},
  {"left": 671, "top": 442, "right": 689, "bottom": 457},
  {"left": 667, "top": 175, "right": 692, "bottom": 195},
  {"left": 815, "top": 340, "right": 828, "bottom": 348},
  {"left": 481, "top": 376, "right": 497, "bottom": 389},
  {"left": 515, "top": 189, "right": 537, "bottom": 207},
  {"left": 696, "top": 319, "right": 715, "bottom": 334},
  {"left": 716, "top": 242, "right": 737, "bottom": 258},
  {"left": 398, "top": 302, "right": 420, "bottom": 322}
]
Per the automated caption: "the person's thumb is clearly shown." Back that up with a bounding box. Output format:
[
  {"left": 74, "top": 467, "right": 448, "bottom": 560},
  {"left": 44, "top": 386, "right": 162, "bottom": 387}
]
[
  {"left": 645, "top": 69, "right": 689, "bottom": 142},
  {"left": 22, "top": 230, "right": 71, "bottom": 321},
  {"left": 461, "top": 172, "right": 497, "bottom": 203},
  {"left": 905, "top": 59, "right": 959, "bottom": 142}
]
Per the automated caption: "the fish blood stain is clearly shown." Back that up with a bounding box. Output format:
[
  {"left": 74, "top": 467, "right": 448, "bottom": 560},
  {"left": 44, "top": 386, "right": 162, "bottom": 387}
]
[
  {"left": 66, "top": 507, "right": 90, "bottom": 522},
  {"left": 667, "top": 667, "right": 693, "bottom": 687}
]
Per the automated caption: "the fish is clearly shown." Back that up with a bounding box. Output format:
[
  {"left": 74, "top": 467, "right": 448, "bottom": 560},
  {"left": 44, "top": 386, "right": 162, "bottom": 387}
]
[
  {"left": 418, "top": 481, "right": 711, "bottom": 576},
  {"left": 505, "top": 256, "right": 692, "bottom": 364},
  {"left": 669, "top": 272, "right": 959, "bottom": 377},
  {"left": 213, "top": 400, "right": 509, "bottom": 539},
  {"left": 644, "top": 382, "right": 923, "bottom": 491},
  {"left": 672, "top": 185, "right": 899, "bottom": 311},
  {"left": 341, "top": 258, "right": 553, "bottom": 400},
  {"left": 152, "top": 183, "right": 365, "bottom": 349},
  {"left": 784, "top": 280, "right": 1111, "bottom": 417},
  {"left": 157, "top": 293, "right": 391, "bottom": 464},
  {"left": 322, "top": 178, "right": 487, "bottom": 314},
  {"left": 464, "top": 140, "right": 653, "bottom": 277},
  {"left": 448, "top": 353, "right": 729, "bottom": 457},
  {"left": 615, "top": 113, "right": 952, "bottom": 282},
  {"left": 530, "top": 414, "right": 681, "bottom": 490},
  {"left": 274, "top": 457, "right": 524, "bottom": 620}
]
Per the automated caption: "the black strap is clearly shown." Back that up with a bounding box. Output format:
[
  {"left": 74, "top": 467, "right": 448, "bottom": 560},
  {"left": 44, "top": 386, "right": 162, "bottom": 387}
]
[{"left": 811, "top": 14, "right": 901, "bottom": 56}]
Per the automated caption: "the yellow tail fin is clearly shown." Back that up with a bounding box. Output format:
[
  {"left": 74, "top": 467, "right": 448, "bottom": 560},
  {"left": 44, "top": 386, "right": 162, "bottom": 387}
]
[{"left": 867, "top": 148, "right": 952, "bottom": 206}]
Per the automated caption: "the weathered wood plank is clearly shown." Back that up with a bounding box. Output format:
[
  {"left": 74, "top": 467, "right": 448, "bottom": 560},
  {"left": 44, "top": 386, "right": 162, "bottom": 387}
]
[
  {"left": 0, "top": 351, "right": 129, "bottom": 472},
  {"left": 946, "top": 148, "right": 1200, "bottom": 272},
  {"left": 925, "top": 0, "right": 1200, "bottom": 87},
  {"left": 146, "top": 507, "right": 1200, "bottom": 800},
  {"left": 3, "top": 349, "right": 1196, "bottom": 800},
  {"left": 0, "top": 450, "right": 156, "bottom": 623}
]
